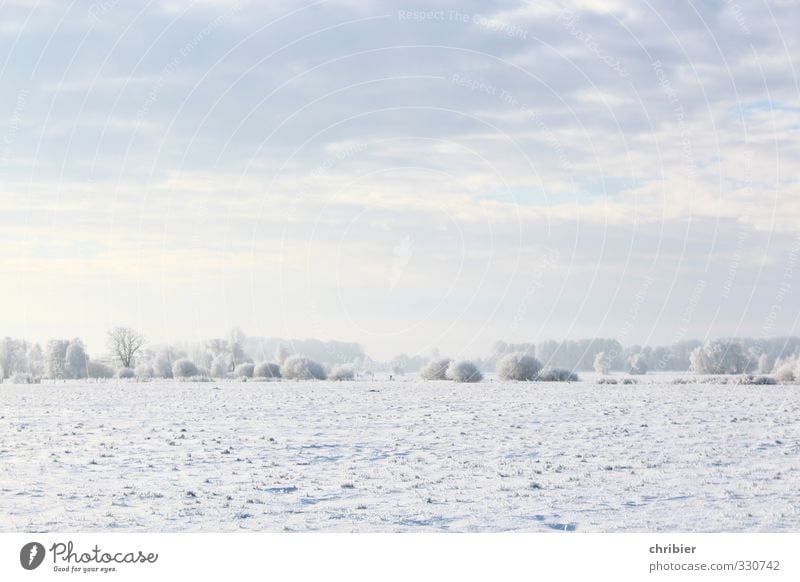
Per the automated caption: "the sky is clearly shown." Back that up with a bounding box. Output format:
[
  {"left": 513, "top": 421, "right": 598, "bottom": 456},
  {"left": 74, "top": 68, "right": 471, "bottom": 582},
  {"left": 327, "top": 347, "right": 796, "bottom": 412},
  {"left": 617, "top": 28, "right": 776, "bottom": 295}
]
[{"left": 1, "top": 0, "right": 799, "bottom": 360}]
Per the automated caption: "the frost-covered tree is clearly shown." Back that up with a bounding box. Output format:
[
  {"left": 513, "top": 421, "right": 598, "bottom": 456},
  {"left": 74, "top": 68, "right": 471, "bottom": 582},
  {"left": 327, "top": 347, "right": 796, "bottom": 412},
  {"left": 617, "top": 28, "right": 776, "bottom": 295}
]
[
  {"left": 274, "top": 343, "right": 292, "bottom": 366},
  {"left": 756, "top": 353, "right": 771, "bottom": 375},
  {"left": 0, "top": 338, "right": 27, "bottom": 379},
  {"left": 107, "top": 327, "right": 145, "bottom": 368},
  {"left": 773, "top": 356, "right": 799, "bottom": 382},
  {"left": 150, "top": 347, "right": 182, "bottom": 378},
  {"left": 116, "top": 367, "right": 135, "bottom": 379},
  {"left": 537, "top": 368, "right": 579, "bottom": 382},
  {"left": 281, "top": 355, "right": 326, "bottom": 380},
  {"left": 234, "top": 363, "right": 255, "bottom": 378},
  {"left": 446, "top": 360, "right": 483, "bottom": 383},
  {"left": 26, "top": 344, "right": 44, "bottom": 378},
  {"left": 420, "top": 357, "right": 452, "bottom": 380},
  {"left": 172, "top": 358, "right": 199, "bottom": 379},
  {"left": 210, "top": 355, "right": 230, "bottom": 378},
  {"left": 87, "top": 361, "right": 115, "bottom": 379},
  {"left": 593, "top": 351, "right": 611, "bottom": 375},
  {"left": 627, "top": 353, "right": 648, "bottom": 375},
  {"left": 690, "top": 341, "right": 748, "bottom": 374},
  {"left": 64, "top": 339, "right": 89, "bottom": 379},
  {"left": 497, "top": 352, "right": 542, "bottom": 381},
  {"left": 254, "top": 362, "right": 281, "bottom": 379},
  {"left": 45, "top": 340, "right": 70, "bottom": 379},
  {"left": 328, "top": 364, "right": 355, "bottom": 381}
]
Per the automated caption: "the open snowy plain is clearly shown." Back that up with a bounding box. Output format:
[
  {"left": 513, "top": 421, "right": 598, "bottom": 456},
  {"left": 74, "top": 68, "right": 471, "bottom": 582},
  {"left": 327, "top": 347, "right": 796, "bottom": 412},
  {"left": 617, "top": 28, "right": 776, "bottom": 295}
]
[{"left": 2, "top": 379, "right": 798, "bottom": 532}]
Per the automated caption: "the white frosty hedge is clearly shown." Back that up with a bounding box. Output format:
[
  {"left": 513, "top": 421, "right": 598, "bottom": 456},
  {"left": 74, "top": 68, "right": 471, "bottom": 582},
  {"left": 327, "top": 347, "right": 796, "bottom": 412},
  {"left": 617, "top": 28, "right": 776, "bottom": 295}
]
[
  {"left": 446, "top": 360, "right": 483, "bottom": 383},
  {"left": 537, "top": 368, "right": 579, "bottom": 382},
  {"left": 172, "top": 358, "right": 199, "bottom": 379},
  {"left": 281, "top": 355, "right": 326, "bottom": 380},
  {"left": 328, "top": 365, "right": 355, "bottom": 381},
  {"left": 420, "top": 358, "right": 452, "bottom": 380},
  {"left": 234, "top": 363, "right": 255, "bottom": 378},
  {"left": 254, "top": 362, "right": 281, "bottom": 379},
  {"left": 497, "top": 352, "right": 542, "bottom": 381},
  {"left": 690, "top": 340, "right": 748, "bottom": 374}
]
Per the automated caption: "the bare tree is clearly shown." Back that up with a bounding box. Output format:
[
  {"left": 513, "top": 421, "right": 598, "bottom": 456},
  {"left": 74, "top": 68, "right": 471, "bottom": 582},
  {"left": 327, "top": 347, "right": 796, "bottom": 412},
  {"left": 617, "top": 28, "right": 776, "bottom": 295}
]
[{"left": 107, "top": 327, "right": 145, "bottom": 368}]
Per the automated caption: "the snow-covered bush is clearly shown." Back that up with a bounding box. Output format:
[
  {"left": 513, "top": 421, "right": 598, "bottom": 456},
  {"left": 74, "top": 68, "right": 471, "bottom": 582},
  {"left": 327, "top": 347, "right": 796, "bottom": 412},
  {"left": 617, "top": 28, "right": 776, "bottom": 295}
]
[
  {"left": 728, "top": 374, "right": 777, "bottom": 385},
  {"left": 275, "top": 344, "right": 292, "bottom": 366},
  {"left": 135, "top": 364, "right": 154, "bottom": 379},
  {"left": 234, "top": 363, "right": 255, "bottom": 378},
  {"left": 420, "top": 358, "right": 452, "bottom": 380},
  {"left": 87, "top": 360, "right": 115, "bottom": 379},
  {"left": 497, "top": 352, "right": 542, "bottom": 381},
  {"left": 446, "top": 360, "right": 483, "bottom": 383},
  {"left": 281, "top": 355, "right": 326, "bottom": 380},
  {"left": 153, "top": 351, "right": 176, "bottom": 378},
  {"left": 210, "top": 356, "right": 230, "bottom": 378},
  {"left": 328, "top": 364, "right": 355, "bottom": 381},
  {"left": 773, "top": 357, "right": 797, "bottom": 382},
  {"left": 689, "top": 340, "right": 748, "bottom": 374},
  {"left": 771, "top": 355, "right": 800, "bottom": 383},
  {"left": 116, "top": 367, "right": 135, "bottom": 379},
  {"left": 627, "top": 353, "right": 648, "bottom": 375},
  {"left": 593, "top": 351, "right": 611, "bottom": 375},
  {"left": 254, "top": 362, "right": 281, "bottom": 379},
  {"left": 690, "top": 341, "right": 748, "bottom": 374},
  {"left": 537, "top": 368, "right": 579, "bottom": 382},
  {"left": 172, "top": 358, "right": 199, "bottom": 379}
]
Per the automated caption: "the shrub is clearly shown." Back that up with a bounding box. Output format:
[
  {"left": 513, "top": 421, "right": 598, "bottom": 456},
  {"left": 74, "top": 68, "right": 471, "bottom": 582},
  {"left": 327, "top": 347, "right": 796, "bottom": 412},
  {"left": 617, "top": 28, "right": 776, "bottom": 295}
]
[
  {"left": 328, "top": 365, "right": 355, "bottom": 381},
  {"left": 153, "top": 351, "right": 175, "bottom": 378},
  {"left": 537, "top": 368, "right": 579, "bottom": 382},
  {"left": 690, "top": 340, "right": 748, "bottom": 374},
  {"left": 135, "top": 364, "right": 154, "bottom": 379},
  {"left": 728, "top": 374, "right": 777, "bottom": 385},
  {"left": 281, "top": 355, "right": 326, "bottom": 380},
  {"left": 11, "top": 373, "right": 33, "bottom": 384},
  {"left": 773, "top": 356, "right": 800, "bottom": 382},
  {"left": 210, "top": 356, "right": 230, "bottom": 378},
  {"left": 254, "top": 362, "right": 281, "bottom": 379},
  {"left": 116, "top": 367, "right": 135, "bottom": 379},
  {"left": 420, "top": 358, "right": 452, "bottom": 380},
  {"left": 627, "top": 353, "right": 648, "bottom": 375},
  {"left": 497, "top": 352, "right": 542, "bottom": 381},
  {"left": 172, "top": 358, "right": 199, "bottom": 379},
  {"left": 87, "top": 360, "right": 115, "bottom": 379},
  {"left": 446, "top": 360, "right": 483, "bottom": 383},
  {"left": 234, "top": 363, "right": 255, "bottom": 378}
]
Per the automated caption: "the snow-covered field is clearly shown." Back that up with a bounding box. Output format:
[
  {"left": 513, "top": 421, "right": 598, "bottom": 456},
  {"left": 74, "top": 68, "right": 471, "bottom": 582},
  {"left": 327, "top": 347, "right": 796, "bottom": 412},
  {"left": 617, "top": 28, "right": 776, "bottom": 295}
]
[{"left": 1, "top": 379, "right": 798, "bottom": 532}]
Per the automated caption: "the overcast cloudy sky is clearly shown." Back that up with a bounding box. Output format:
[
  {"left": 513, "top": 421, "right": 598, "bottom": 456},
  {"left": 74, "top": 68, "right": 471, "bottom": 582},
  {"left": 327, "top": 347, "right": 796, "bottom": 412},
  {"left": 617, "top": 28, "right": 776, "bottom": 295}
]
[{"left": 1, "top": 0, "right": 798, "bottom": 359}]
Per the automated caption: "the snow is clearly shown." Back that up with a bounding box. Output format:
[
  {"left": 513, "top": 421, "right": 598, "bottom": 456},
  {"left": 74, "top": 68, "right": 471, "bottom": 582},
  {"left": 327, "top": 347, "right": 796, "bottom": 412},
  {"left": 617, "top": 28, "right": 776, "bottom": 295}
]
[{"left": 1, "top": 379, "right": 798, "bottom": 532}]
